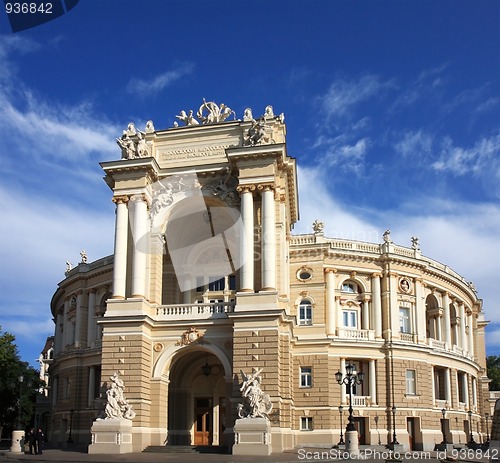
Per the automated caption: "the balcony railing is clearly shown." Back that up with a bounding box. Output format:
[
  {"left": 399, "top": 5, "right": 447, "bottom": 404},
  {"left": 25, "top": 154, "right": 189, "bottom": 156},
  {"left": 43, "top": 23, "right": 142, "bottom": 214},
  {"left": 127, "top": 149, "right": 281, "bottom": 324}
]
[
  {"left": 155, "top": 302, "right": 235, "bottom": 320},
  {"left": 400, "top": 332, "right": 416, "bottom": 343},
  {"left": 349, "top": 396, "right": 371, "bottom": 406},
  {"left": 337, "top": 328, "right": 375, "bottom": 340}
]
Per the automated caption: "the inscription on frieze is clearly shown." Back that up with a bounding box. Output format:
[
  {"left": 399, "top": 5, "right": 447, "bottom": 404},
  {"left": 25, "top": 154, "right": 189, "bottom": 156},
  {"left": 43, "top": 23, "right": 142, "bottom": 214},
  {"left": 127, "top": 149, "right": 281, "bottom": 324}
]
[{"left": 158, "top": 144, "right": 232, "bottom": 162}]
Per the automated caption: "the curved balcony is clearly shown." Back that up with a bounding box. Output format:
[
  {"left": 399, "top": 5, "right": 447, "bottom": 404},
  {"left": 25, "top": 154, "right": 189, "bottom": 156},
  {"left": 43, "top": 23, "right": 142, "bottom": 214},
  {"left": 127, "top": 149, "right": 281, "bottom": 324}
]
[{"left": 155, "top": 301, "right": 235, "bottom": 320}]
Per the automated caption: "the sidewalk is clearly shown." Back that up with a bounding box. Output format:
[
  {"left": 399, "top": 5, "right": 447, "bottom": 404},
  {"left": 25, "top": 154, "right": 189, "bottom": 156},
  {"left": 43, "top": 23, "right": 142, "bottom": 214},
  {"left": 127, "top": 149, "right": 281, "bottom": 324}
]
[{"left": 0, "top": 447, "right": 493, "bottom": 463}]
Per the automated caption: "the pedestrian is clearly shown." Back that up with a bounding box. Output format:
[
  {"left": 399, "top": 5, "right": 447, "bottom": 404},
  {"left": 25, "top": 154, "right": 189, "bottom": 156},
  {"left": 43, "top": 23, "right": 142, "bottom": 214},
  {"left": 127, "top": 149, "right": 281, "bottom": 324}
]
[
  {"left": 36, "top": 428, "right": 44, "bottom": 454},
  {"left": 28, "top": 428, "right": 37, "bottom": 455}
]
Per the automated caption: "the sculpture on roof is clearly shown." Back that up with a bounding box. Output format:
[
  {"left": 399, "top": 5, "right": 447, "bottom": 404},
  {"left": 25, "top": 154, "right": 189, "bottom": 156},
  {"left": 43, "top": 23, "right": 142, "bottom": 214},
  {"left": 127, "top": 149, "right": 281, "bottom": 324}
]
[
  {"left": 176, "top": 110, "right": 200, "bottom": 126},
  {"left": 411, "top": 236, "right": 420, "bottom": 251},
  {"left": 80, "top": 250, "right": 88, "bottom": 264},
  {"left": 116, "top": 123, "right": 151, "bottom": 159},
  {"left": 102, "top": 373, "right": 136, "bottom": 420},
  {"left": 244, "top": 117, "right": 272, "bottom": 146},
  {"left": 383, "top": 229, "right": 392, "bottom": 243},
  {"left": 237, "top": 368, "right": 273, "bottom": 419},
  {"left": 313, "top": 220, "right": 324, "bottom": 234},
  {"left": 197, "top": 99, "right": 236, "bottom": 124}
]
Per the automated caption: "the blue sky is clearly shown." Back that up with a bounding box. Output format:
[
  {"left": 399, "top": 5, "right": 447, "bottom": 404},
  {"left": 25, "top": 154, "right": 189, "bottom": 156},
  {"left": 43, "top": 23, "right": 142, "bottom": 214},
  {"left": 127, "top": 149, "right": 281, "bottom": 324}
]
[{"left": 0, "top": 0, "right": 499, "bottom": 366}]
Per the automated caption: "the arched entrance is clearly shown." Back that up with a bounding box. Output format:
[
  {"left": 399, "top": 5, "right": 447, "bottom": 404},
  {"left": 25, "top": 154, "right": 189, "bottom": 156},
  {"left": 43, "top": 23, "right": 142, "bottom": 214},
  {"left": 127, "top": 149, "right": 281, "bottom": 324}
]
[{"left": 167, "top": 348, "right": 227, "bottom": 446}]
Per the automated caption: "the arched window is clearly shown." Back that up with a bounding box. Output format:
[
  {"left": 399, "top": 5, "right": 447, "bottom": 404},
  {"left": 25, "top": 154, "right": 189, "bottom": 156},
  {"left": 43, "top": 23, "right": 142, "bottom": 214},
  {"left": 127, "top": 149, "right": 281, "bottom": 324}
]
[
  {"left": 298, "top": 300, "right": 313, "bottom": 325},
  {"left": 341, "top": 281, "right": 359, "bottom": 293}
]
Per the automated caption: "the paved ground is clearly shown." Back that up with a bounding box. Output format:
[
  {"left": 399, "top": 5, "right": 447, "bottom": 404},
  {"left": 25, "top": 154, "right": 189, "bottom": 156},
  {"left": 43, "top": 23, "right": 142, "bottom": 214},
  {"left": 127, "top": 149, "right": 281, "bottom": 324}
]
[{"left": 0, "top": 447, "right": 494, "bottom": 463}]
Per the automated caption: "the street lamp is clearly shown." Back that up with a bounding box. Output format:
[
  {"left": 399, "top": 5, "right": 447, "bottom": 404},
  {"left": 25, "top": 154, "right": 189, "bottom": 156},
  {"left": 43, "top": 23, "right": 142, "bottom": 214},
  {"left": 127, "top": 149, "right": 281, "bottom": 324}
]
[
  {"left": 390, "top": 405, "right": 399, "bottom": 446},
  {"left": 16, "top": 376, "right": 24, "bottom": 430},
  {"left": 485, "top": 413, "right": 490, "bottom": 443},
  {"left": 374, "top": 415, "right": 381, "bottom": 446},
  {"left": 468, "top": 410, "right": 476, "bottom": 446},
  {"left": 338, "top": 405, "right": 344, "bottom": 445},
  {"left": 441, "top": 408, "right": 447, "bottom": 445},
  {"left": 335, "top": 363, "right": 365, "bottom": 436}
]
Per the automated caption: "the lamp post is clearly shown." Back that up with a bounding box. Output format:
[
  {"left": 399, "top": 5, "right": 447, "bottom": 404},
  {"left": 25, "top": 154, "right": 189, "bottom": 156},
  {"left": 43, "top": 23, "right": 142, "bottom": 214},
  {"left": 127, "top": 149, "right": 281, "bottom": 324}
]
[
  {"left": 16, "top": 375, "right": 24, "bottom": 430},
  {"left": 390, "top": 405, "right": 399, "bottom": 447},
  {"left": 67, "top": 409, "right": 74, "bottom": 443},
  {"left": 374, "top": 415, "right": 381, "bottom": 445},
  {"left": 485, "top": 413, "right": 490, "bottom": 443},
  {"left": 468, "top": 410, "right": 476, "bottom": 446},
  {"left": 335, "top": 363, "right": 364, "bottom": 454},
  {"left": 338, "top": 405, "right": 344, "bottom": 445},
  {"left": 441, "top": 408, "right": 447, "bottom": 445}
]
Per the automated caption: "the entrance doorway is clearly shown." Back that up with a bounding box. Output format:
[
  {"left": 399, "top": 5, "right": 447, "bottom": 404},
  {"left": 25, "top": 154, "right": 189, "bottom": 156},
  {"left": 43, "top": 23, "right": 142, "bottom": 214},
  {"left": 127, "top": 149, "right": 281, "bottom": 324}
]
[
  {"left": 194, "top": 398, "right": 212, "bottom": 445},
  {"left": 353, "top": 417, "right": 366, "bottom": 444}
]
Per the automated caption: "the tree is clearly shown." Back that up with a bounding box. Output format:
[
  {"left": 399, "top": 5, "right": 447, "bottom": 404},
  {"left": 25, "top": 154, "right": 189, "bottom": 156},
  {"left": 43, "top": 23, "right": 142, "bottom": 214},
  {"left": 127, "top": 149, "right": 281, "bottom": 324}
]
[
  {"left": 487, "top": 356, "right": 500, "bottom": 391},
  {"left": 0, "top": 327, "right": 42, "bottom": 438}
]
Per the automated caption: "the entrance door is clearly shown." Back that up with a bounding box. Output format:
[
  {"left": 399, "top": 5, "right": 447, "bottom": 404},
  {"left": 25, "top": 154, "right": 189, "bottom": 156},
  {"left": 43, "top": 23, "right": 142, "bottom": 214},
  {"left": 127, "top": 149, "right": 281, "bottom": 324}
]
[
  {"left": 353, "top": 417, "right": 366, "bottom": 444},
  {"left": 194, "top": 398, "right": 212, "bottom": 445},
  {"left": 407, "top": 418, "right": 415, "bottom": 450}
]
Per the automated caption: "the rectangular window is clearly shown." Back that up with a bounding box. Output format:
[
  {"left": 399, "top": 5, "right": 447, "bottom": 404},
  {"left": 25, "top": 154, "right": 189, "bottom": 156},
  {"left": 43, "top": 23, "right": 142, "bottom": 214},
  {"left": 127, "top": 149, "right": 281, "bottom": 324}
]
[
  {"left": 299, "top": 302, "right": 312, "bottom": 325},
  {"left": 208, "top": 277, "right": 224, "bottom": 291},
  {"left": 399, "top": 307, "right": 411, "bottom": 333},
  {"left": 64, "top": 377, "right": 71, "bottom": 399},
  {"left": 458, "top": 372, "right": 466, "bottom": 403},
  {"left": 229, "top": 274, "right": 236, "bottom": 290},
  {"left": 342, "top": 310, "right": 357, "bottom": 328},
  {"left": 94, "top": 366, "right": 102, "bottom": 399},
  {"left": 300, "top": 417, "right": 313, "bottom": 431},
  {"left": 406, "top": 369, "right": 416, "bottom": 395},
  {"left": 300, "top": 367, "right": 312, "bottom": 387}
]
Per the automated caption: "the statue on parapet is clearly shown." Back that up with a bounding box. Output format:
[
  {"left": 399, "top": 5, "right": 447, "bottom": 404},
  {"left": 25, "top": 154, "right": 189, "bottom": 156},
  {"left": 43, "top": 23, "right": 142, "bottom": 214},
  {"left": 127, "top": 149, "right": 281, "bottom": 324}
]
[
  {"left": 197, "top": 99, "right": 236, "bottom": 124},
  {"left": 237, "top": 368, "right": 273, "bottom": 419}
]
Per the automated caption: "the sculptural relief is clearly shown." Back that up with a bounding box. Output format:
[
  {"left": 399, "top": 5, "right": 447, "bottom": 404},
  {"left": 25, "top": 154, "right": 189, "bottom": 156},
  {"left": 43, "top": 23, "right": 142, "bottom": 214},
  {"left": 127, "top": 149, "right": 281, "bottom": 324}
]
[{"left": 244, "top": 117, "right": 273, "bottom": 146}]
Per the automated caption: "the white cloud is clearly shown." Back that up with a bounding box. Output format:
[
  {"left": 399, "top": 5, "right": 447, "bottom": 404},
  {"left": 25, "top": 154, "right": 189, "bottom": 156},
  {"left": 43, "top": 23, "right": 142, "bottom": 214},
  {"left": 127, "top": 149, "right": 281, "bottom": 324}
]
[
  {"left": 127, "top": 62, "right": 194, "bottom": 95},
  {"left": 321, "top": 74, "right": 394, "bottom": 120},
  {"left": 394, "top": 130, "right": 433, "bottom": 158}
]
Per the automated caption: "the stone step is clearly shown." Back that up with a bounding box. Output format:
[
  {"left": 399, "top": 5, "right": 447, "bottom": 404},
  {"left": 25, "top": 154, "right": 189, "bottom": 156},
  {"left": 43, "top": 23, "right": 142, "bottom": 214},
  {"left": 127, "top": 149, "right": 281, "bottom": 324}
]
[{"left": 143, "top": 445, "right": 229, "bottom": 454}]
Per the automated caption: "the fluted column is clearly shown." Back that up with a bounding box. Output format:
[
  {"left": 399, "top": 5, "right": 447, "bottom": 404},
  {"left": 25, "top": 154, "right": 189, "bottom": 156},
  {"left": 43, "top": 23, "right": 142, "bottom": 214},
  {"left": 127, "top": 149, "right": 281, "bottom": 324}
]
[
  {"left": 112, "top": 196, "right": 129, "bottom": 299},
  {"left": 369, "top": 359, "right": 377, "bottom": 405},
  {"left": 371, "top": 273, "right": 382, "bottom": 338},
  {"left": 87, "top": 289, "right": 96, "bottom": 348},
  {"left": 442, "top": 292, "right": 451, "bottom": 346},
  {"left": 238, "top": 186, "right": 255, "bottom": 292},
  {"left": 340, "top": 358, "right": 347, "bottom": 404},
  {"left": 131, "top": 194, "right": 148, "bottom": 298},
  {"left": 74, "top": 291, "right": 85, "bottom": 348},
  {"left": 260, "top": 185, "right": 276, "bottom": 291},
  {"left": 436, "top": 314, "right": 442, "bottom": 341},
  {"left": 459, "top": 303, "right": 467, "bottom": 350},
  {"left": 325, "top": 269, "right": 337, "bottom": 336}
]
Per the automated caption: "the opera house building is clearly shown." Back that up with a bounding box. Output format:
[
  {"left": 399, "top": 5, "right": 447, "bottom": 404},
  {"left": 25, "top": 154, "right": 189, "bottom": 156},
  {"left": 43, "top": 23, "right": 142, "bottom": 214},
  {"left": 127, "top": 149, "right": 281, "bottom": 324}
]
[{"left": 45, "top": 102, "right": 490, "bottom": 453}]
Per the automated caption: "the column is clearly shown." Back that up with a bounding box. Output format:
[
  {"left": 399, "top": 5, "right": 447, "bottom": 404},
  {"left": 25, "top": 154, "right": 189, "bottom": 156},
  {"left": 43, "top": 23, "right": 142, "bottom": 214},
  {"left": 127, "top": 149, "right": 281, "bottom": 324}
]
[
  {"left": 436, "top": 315, "right": 442, "bottom": 341},
  {"left": 369, "top": 359, "right": 377, "bottom": 405},
  {"left": 74, "top": 291, "right": 84, "bottom": 348},
  {"left": 340, "top": 358, "right": 347, "bottom": 404},
  {"left": 88, "top": 366, "right": 95, "bottom": 407},
  {"left": 445, "top": 368, "right": 451, "bottom": 405},
  {"left": 471, "top": 377, "right": 477, "bottom": 408},
  {"left": 238, "top": 186, "right": 254, "bottom": 292},
  {"left": 362, "top": 297, "right": 370, "bottom": 330},
  {"left": 131, "top": 194, "right": 148, "bottom": 298},
  {"left": 87, "top": 290, "right": 96, "bottom": 348},
  {"left": 467, "top": 311, "right": 474, "bottom": 357},
  {"left": 464, "top": 374, "right": 470, "bottom": 409},
  {"left": 442, "top": 292, "right": 451, "bottom": 346},
  {"left": 459, "top": 303, "right": 467, "bottom": 351},
  {"left": 260, "top": 185, "right": 276, "bottom": 291},
  {"left": 63, "top": 299, "right": 70, "bottom": 347},
  {"left": 55, "top": 313, "right": 64, "bottom": 354},
  {"left": 371, "top": 273, "right": 382, "bottom": 339},
  {"left": 112, "top": 196, "right": 129, "bottom": 299},
  {"left": 325, "top": 269, "right": 336, "bottom": 336},
  {"left": 414, "top": 278, "right": 426, "bottom": 343}
]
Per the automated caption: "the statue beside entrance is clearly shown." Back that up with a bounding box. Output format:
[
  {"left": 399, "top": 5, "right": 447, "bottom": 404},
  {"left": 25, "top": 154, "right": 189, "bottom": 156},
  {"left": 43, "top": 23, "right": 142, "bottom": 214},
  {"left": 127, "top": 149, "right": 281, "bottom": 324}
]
[
  {"left": 233, "top": 368, "right": 273, "bottom": 456},
  {"left": 88, "top": 373, "right": 135, "bottom": 454}
]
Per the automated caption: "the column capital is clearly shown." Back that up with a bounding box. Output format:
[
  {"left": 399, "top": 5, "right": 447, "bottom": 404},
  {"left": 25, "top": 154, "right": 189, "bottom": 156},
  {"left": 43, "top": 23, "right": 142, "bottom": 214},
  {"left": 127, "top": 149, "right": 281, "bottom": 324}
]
[
  {"left": 236, "top": 184, "right": 256, "bottom": 193},
  {"left": 257, "top": 183, "right": 275, "bottom": 192},
  {"left": 130, "top": 192, "right": 151, "bottom": 206},
  {"left": 88, "top": 288, "right": 97, "bottom": 295},
  {"left": 112, "top": 195, "right": 129, "bottom": 205},
  {"left": 371, "top": 272, "right": 382, "bottom": 279},
  {"left": 324, "top": 268, "right": 338, "bottom": 274}
]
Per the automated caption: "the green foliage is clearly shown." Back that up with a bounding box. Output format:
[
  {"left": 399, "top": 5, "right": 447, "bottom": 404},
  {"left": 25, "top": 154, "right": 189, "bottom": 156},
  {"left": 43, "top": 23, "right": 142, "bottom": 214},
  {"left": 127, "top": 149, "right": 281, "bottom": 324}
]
[
  {"left": 0, "top": 326, "right": 43, "bottom": 434},
  {"left": 487, "top": 356, "right": 500, "bottom": 391}
]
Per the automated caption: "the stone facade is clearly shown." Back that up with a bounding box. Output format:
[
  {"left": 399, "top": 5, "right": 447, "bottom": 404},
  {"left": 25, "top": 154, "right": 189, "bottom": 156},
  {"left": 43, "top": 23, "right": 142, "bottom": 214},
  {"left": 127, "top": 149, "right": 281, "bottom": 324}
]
[{"left": 45, "top": 103, "right": 489, "bottom": 453}]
